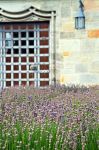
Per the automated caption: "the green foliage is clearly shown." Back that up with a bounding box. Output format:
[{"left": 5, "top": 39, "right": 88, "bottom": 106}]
[{"left": 0, "top": 85, "right": 99, "bottom": 150}]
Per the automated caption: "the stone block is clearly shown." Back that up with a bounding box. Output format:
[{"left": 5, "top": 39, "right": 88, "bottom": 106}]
[
  {"left": 61, "top": 74, "right": 80, "bottom": 85},
  {"left": 88, "top": 30, "right": 99, "bottom": 38},
  {"left": 89, "top": 61, "right": 99, "bottom": 73},
  {"left": 84, "top": 0, "right": 99, "bottom": 10},
  {"left": 56, "top": 52, "right": 63, "bottom": 61},
  {"left": 75, "top": 63, "right": 88, "bottom": 73},
  {"left": 63, "top": 51, "right": 70, "bottom": 57},
  {"left": 59, "top": 74, "right": 65, "bottom": 84},
  {"left": 75, "top": 30, "right": 87, "bottom": 39},
  {"left": 59, "top": 39, "right": 80, "bottom": 52},
  {"left": 79, "top": 74, "right": 99, "bottom": 84},
  {"left": 80, "top": 39, "right": 96, "bottom": 53},
  {"left": 60, "top": 32, "right": 75, "bottom": 39},
  {"left": 61, "top": 23, "right": 74, "bottom": 32}
]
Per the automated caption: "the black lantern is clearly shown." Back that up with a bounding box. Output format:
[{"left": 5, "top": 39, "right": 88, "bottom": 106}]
[{"left": 75, "top": 0, "right": 85, "bottom": 29}]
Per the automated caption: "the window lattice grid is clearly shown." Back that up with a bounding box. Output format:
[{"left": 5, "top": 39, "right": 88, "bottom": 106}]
[{"left": 0, "top": 22, "right": 50, "bottom": 87}]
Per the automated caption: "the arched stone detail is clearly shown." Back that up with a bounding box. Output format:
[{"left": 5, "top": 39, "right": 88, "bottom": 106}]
[
  {"left": 0, "top": 6, "right": 56, "bottom": 22},
  {"left": 0, "top": 6, "right": 56, "bottom": 88}
]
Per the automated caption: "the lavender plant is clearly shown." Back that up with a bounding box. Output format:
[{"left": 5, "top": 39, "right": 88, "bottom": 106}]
[{"left": 0, "top": 85, "right": 99, "bottom": 150}]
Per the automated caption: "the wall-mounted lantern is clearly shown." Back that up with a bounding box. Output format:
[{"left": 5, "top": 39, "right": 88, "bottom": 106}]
[{"left": 75, "top": 0, "right": 85, "bottom": 29}]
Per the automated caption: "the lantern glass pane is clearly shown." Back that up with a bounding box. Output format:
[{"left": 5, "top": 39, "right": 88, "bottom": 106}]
[
  {"left": 75, "top": 17, "right": 78, "bottom": 29},
  {"left": 75, "top": 17, "right": 85, "bottom": 29}
]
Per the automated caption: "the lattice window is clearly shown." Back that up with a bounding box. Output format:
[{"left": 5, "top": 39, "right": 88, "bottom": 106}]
[{"left": 0, "top": 22, "right": 50, "bottom": 88}]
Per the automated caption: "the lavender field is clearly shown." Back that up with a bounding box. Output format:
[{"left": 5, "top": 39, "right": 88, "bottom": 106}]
[{"left": 0, "top": 85, "right": 99, "bottom": 150}]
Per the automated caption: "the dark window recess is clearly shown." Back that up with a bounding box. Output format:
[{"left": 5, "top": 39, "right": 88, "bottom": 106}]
[
  {"left": 40, "top": 65, "right": 49, "bottom": 70},
  {"left": 39, "top": 23, "right": 49, "bottom": 29},
  {"left": 29, "top": 81, "right": 34, "bottom": 86},
  {"left": 29, "top": 40, "right": 34, "bottom": 45},
  {"left": 21, "top": 73, "right": 27, "bottom": 78},
  {"left": 29, "top": 32, "right": 34, "bottom": 37},
  {"left": 5, "top": 40, "right": 12, "bottom": 47},
  {"left": 6, "top": 65, "right": 11, "bottom": 70},
  {"left": 14, "top": 65, "right": 19, "bottom": 70},
  {"left": 29, "top": 57, "right": 34, "bottom": 62},
  {"left": 20, "top": 25, "right": 26, "bottom": 29},
  {"left": 21, "top": 81, "right": 27, "bottom": 86},
  {"left": 40, "top": 56, "right": 49, "bottom": 62},
  {"left": 40, "top": 81, "right": 49, "bottom": 86},
  {"left": 13, "top": 25, "right": 19, "bottom": 30},
  {"left": 29, "top": 73, "right": 34, "bottom": 78},
  {"left": 6, "top": 73, "right": 11, "bottom": 79},
  {"left": 14, "top": 57, "right": 19, "bottom": 62},
  {"left": 14, "top": 81, "right": 19, "bottom": 86},
  {"left": 14, "top": 73, "right": 19, "bottom": 78},
  {"left": 21, "top": 65, "right": 26, "bottom": 70},
  {"left": 21, "top": 49, "right": 26, "bottom": 54},
  {"left": 6, "top": 49, "right": 11, "bottom": 54},
  {"left": 40, "top": 48, "right": 49, "bottom": 54},
  {"left": 21, "top": 57, "right": 26, "bottom": 62},
  {"left": 21, "top": 32, "right": 26, "bottom": 38},
  {"left": 29, "top": 48, "right": 34, "bottom": 54},
  {"left": 28, "top": 24, "right": 34, "bottom": 29},
  {"left": 40, "top": 40, "right": 48, "bottom": 45},
  {"left": 4, "top": 25, "right": 11, "bottom": 30},
  {"left": 21, "top": 40, "right": 26, "bottom": 46},
  {"left": 40, "top": 73, "right": 49, "bottom": 78},
  {"left": 40, "top": 31, "right": 48, "bottom": 37},
  {"left": 13, "top": 40, "right": 18, "bottom": 46},
  {"left": 13, "top": 49, "right": 19, "bottom": 54},
  {"left": 6, "top": 81, "right": 11, "bottom": 87},
  {"left": 13, "top": 32, "right": 18, "bottom": 38},
  {"left": 6, "top": 57, "right": 11, "bottom": 62}
]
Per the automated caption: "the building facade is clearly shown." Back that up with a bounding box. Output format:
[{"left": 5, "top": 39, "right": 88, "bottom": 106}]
[{"left": 0, "top": 0, "right": 99, "bottom": 88}]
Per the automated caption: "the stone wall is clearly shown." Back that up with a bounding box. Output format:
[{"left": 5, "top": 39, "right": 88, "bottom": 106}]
[{"left": 0, "top": 0, "right": 99, "bottom": 86}]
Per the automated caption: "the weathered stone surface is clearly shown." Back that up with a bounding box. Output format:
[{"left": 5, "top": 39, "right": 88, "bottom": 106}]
[
  {"left": 79, "top": 74, "right": 99, "bottom": 85},
  {"left": 0, "top": 0, "right": 99, "bottom": 86},
  {"left": 61, "top": 0, "right": 71, "bottom": 18},
  {"left": 88, "top": 30, "right": 99, "bottom": 38},
  {"left": 61, "top": 24, "right": 74, "bottom": 32},
  {"left": 60, "top": 32, "right": 75, "bottom": 39},
  {"left": 75, "top": 63, "right": 88, "bottom": 73},
  {"left": 63, "top": 51, "right": 70, "bottom": 57},
  {"left": 59, "top": 39, "right": 81, "bottom": 52},
  {"left": 89, "top": 61, "right": 99, "bottom": 73},
  {"left": 84, "top": 0, "right": 99, "bottom": 10}
]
